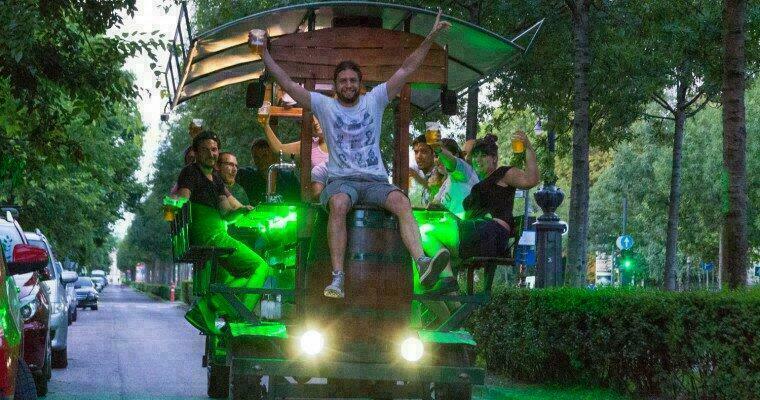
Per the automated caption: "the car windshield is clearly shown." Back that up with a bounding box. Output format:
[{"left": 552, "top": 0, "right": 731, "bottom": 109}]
[
  {"left": 75, "top": 277, "right": 93, "bottom": 288},
  {"left": 0, "top": 224, "right": 24, "bottom": 262},
  {"left": 28, "top": 239, "right": 58, "bottom": 279}
]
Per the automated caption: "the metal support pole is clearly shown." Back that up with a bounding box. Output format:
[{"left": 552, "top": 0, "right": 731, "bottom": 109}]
[
  {"left": 533, "top": 129, "right": 565, "bottom": 288},
  {"left": 622, "top": 197, "right": 627, "bottom": 235}
]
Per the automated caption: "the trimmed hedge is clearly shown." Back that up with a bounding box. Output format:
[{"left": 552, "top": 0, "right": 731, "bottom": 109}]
[
  {"left": 131, "top": 282, "right": 184, "bottom": 303},
  {"left": 469, "top": 287, "right": 760, "bottom": 399}
]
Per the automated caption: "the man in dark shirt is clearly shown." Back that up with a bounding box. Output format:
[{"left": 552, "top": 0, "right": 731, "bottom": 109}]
[
  {"left": 176, "top": 131, "right": 271, "bottom": 334},
  {"left": 237, "top": 138, "right": 300, "bottom": 205}
]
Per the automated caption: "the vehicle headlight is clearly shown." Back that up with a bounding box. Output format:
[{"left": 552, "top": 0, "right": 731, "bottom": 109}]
[
  {"left": 299, "top": 330, "right": 325, "bottom": 356},
  {"left": 20, "top": 301, "right": 38, "bottom": 321},
  {"left": 52, "top": 303, "right": 66, "bottom": 314},
  {"left": 400, "top": 337, "right": 424, "bottom": 362}
]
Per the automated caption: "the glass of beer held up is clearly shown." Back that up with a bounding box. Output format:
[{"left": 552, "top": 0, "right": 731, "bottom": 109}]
[
  {"left": 249, "top": 29, "right": 266, "bottom": 55},
  {"left": 258, "top": 101, "right": 271, "bottom": 125},
  {"left": 425, "top": 122, "right": 441, "bottom": 145},
  {"left": 511, "top": 137, "right": 525, "bottom": 153}
]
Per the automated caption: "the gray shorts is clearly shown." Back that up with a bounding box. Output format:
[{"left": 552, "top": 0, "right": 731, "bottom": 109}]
[{"left": 319, "top": 175, "right": 399, "bottom": 208}]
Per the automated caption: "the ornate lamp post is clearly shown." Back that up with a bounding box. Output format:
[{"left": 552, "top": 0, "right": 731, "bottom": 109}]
[{"left": 533, "top": 121, "right": 565, "bottom": 287}]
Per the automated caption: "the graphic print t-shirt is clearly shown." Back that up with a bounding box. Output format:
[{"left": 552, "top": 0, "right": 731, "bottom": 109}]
[{"left": 310, "top": 83, "right": 390, "bottom": 180}]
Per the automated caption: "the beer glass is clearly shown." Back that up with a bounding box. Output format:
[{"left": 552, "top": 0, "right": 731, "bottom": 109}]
[
  {"left": 258, "top": 101, "right": 271, "bottom": 124},
  {"left": 511, "top": 137, "right": 525, "bottom": 153},
  {"left": 425, "top": 122, "right": 441, "bottom": 145},
  {"left": 189, "top": 118, "right": 203, "bottom": 138},
  {"left": 249, "top": 29, "right": 266, "bottom": 55}
]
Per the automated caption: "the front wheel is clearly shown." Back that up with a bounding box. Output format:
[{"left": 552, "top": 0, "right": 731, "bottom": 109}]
[
  {"left": 52, "top": 347, "right": 68, "bottom": 369},
  {"left": 207, "top": 363, "right": 229, "bottom": 398},
  {"left": 92, "top": 305, "right": 98, "bottom": 311},
  {"left": 433, "top": 346, "right": 473, "bottom": 400},
  {"left": 14, "top": 359, "right": 37, "bottom": 400}
]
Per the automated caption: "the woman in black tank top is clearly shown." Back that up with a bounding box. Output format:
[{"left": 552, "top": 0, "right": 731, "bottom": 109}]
[
  {"left": 419, "top": 132, "right": 540, "bottom": 290},
  {"left": 459, "top": 132, "right": 540, "bottom": 259}
]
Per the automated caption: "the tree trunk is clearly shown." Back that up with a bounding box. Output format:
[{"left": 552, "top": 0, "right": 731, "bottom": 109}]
[
  {"left": 663, "top": 82, "right": 688, "bottom": 291},
  {"left": 721, "top": 0, "right": 749, "bottom": 289},
  {"left": 465, "top": 1, "right": 481, "bottom": 141},
  {"left": 566, "top": 0, "right": 592, "bottom": 287}
]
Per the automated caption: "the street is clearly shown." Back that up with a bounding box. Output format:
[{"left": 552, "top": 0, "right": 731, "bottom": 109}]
[
  {"left": 46, "top": 286, "right": 207, "bottom": 400},
  {"left": 43, "top": 286, "right": 505, "bottom": 400}
]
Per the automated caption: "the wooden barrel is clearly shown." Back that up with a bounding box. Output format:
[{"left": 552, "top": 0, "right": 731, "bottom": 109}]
[{"left": 304, "top": 206, "right": 412, "bottom": 345}]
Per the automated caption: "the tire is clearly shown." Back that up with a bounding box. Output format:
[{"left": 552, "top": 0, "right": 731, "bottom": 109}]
[
  {"left": 14, "top": 359, "right": 37, "bottom": 400},
  {"left": 230, "top": 374, "right": 265, "bottom": 400},
  {"left": 52, "top": 347, "right": 68, "bottom": 369},
  {"left": 434, "top": 347, "right": 473, "bottom": 400},
  {"left": 92, "top": 305, "right": 98, "bottom": 311},
  {"left": 73, "top": 307, "right": 77, "bottom": 322},
  {"left": 33, "top": 371, "right": 48, "bottom": 397},
  {"left": 206, "top": 363, "right": 229, "bottom": 399},
  {"left": 34, "top": 345, "right": 51, "bottom": 397}
]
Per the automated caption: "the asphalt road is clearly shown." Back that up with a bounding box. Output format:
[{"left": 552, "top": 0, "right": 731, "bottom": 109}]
[
  {"left": 44, "top": 286, "right": 502, "bottom": 400},
  {"left": 46, "top": 286, "right": 207, "bottom": 400}
]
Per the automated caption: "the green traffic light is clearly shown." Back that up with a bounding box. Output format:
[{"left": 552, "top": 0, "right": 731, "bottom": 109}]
[{"left": 623, "top": 259, "right": 632, "bottom": 269}]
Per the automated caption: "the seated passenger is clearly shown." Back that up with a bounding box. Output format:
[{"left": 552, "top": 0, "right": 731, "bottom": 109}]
[
  {"left": 216, "top": 151, "right": 249, "bottom": 206},
  {"left": 169, "top": 146, "right": 196, "bottom": 197},
  {"left": 409, "top": 134, "right": 440, "bottom": 207},
  {"left": 176, "top": 131, "right": 271, "bottom": 334},
  {"left": 260, "top": 113, "right": 329, "bottom": 167},
  {"left": 418, "top": 138, "right": 480, "bottom": 291},
  {"left": 311, "top": 162, "right": 328, "bottom": 201},
  {"left": 421, "top": 132, "right": 539, "bottom": 286},
  {"left": 236, "top": 138, "right": 300, "bottom": 206}
]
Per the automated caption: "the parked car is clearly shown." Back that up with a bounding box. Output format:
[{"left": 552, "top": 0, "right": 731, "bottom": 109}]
[
  {"left": 26, "top": 231, "right": 77, "bottom": 369},
  {"left": 0, "top": 208, "right": 49, "bottom": 399},
  {"left": 91, "top": 269, "right": 107, "bottom": 288},
  {"left": 59, "top": 266, "right": 78, "bottom": 324},
  {"left": 90, "top": 276, "right": 106, "bottom": 292},
  {"left": 75, "top": 277, "right": 98, "bottom": 310}
]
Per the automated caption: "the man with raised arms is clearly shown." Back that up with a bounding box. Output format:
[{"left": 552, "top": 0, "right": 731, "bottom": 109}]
[{"left": 255, "top": 10, "right": 452, "bottom": 298}]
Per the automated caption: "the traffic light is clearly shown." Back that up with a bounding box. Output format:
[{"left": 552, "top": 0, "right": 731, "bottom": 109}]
[{"left": 619, "top": 249, "right": 636, "bottom": 271}]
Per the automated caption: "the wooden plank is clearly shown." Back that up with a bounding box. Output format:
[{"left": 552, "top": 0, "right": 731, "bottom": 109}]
[
  {"left": 299, "top": 80, "right": 315, "bottom": 202},
  {"left": 270, "top": 47, "right": 446, "bottom": 68},
  {"left": 270, "top": 27, "right": 447, "bottom": 84},
  {"left": 273, "top": 27, "right": 428, "bottom": 49},
  {"left": 393, "top": 84, "right": 411, "bottom": 191},
  {"left": 278, "top": 62, "right": 445, "bottom": 84},
  {"left": 269, "top": 105, "right": 302, "bottom": 118}
]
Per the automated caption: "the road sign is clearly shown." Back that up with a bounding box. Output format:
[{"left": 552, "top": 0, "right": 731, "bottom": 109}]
[
  {"left": 702, "top": 262, "right": 714, "bottom": 272},
  {"left": 616, "top": 235, "right": 634, "bottom": 250}
]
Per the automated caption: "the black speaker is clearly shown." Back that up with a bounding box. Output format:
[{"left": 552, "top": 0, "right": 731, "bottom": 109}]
[
  {"left": 246, "top": 80, "right": 265, "bottom": 109},
  {"left": 441, "top": 88, "right": 458, "bottom": 116}
]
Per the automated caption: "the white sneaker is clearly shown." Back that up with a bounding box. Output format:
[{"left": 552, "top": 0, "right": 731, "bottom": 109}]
[
  {"left": 418, "top": 249, "right": 450, "bottom": 288},
  {"left": 323, "top": 271, "right": 345, "bottom": 298}
]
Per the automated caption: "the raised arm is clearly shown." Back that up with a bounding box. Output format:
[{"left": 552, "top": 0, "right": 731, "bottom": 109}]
[
  {"left": 502, "top": 131, "right": 540, "bottom": 189},
  {"left": 386, "top": 9, "right": 451, "bottom": 99},
  {"left": 254, "top": 32, "right": 311, "bottom": 109},
  {"left": 431, "top": 142, "right": 457, "bottom": 173},
  {"left": 260, "top": 116, "right": 302, "bottom": 158}
]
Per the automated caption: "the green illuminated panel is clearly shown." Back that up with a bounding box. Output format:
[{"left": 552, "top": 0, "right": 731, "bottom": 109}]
[
  {"left": 418, "top": 329, "right": 476, "bottom": 346},
  {"left": 229, "top": 321, "right": 288, "bottom": 338}
]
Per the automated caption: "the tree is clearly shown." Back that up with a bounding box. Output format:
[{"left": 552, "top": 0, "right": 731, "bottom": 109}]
[
  {"left": 635, "top": 0, "right": 724, "bottom": 290},
  {"left": 589, "top": 82, "right": 760, "bottom": 287},
  {"left": 721, "top": 0, "right": 749, "bottom": 288},
  {"left": 0, "top": 0, "right": 156, "bottom": 266}
]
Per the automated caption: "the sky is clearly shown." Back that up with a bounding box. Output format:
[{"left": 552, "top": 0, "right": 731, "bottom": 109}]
[{"left": 110, "top": 1, "right": 182, "bottom": 240}]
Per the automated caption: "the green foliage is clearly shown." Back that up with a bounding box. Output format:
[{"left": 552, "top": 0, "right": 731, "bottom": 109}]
[
  {"left": 470, "top": 287, "right": 760, "bottom": 399},
  {"left": 589, "top": 82, "right": 760, "bottom": 282},
  {"left": 131, "top": 281, "right": 183, "bottom": 302},
  {"left": 0, "top": 0, "right": 158, "bottom": 267}
]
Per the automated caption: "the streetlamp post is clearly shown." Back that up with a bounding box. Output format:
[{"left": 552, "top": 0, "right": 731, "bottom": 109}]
[{"left": 533, "top": 127, "right": 566, "bottom": 288}]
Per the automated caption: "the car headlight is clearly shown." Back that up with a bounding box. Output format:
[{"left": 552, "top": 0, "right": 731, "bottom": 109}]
[
  {"left": 400, "top": 337, "right": 424, "bottom": 362},
  {"left": 299, "top": 330, "right": 325, "bottom": 356},
  {"left": 20, "top": 300, "right": 38, "bottom": 321}
]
